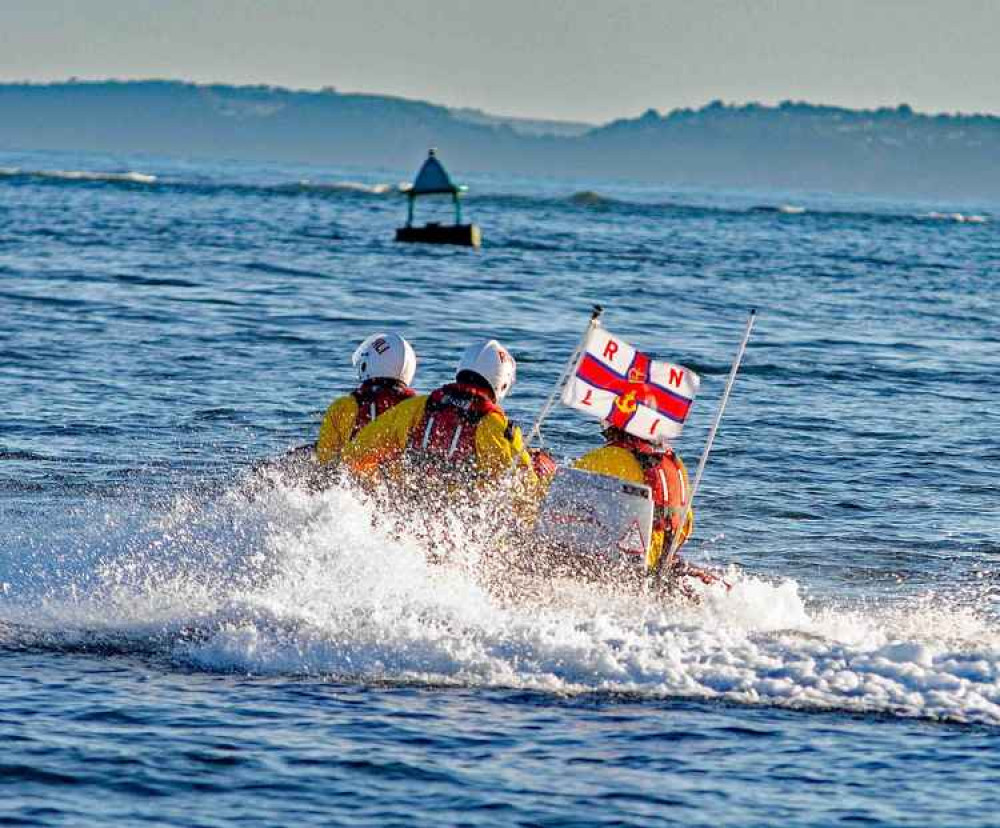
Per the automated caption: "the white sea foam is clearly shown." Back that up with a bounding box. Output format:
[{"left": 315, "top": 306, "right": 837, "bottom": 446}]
[
  {"left": 0, "top": 167, "right": 157, "bottom": 184},
  {"left": 298, "top": 180, "right": 398, "bottom": 195},
  {"left": 749, "top": 204, "right": 806, "bottom": 215},
  {"left": 3, "top": 478, "right": 999, "bottom": 726},
  {"left": 922, "top": 211, "right": 988, "bottom": 224}
]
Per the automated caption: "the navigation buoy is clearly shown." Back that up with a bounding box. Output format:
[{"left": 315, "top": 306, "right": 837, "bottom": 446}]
[{"left": 395, "top": 149, "right": 481, "bottom": 248}]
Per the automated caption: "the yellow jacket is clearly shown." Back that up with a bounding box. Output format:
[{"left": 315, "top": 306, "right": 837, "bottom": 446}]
[
  {"left": 574, "top": 444, "right": 694, "bottom": 571},
  {"left": 343, "top": 394, "right": 536, "bottom": 485},
  {"left": 315, "top": 395, "right": 361, "bottom": 465}
]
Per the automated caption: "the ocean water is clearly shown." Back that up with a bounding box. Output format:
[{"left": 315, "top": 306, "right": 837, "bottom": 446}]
[{"left": 1, "top": 149, "right": 999, "bottom": 826}]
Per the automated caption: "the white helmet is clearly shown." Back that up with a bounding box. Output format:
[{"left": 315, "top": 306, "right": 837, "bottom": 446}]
[
  {"left": 352, "top": 333, "right": 417, "bottom": 385},
  {"left": 456, "top": 339, "right": 516, "bottom": 402}
]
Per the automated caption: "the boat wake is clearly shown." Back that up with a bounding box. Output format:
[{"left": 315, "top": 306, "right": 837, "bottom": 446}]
[{"left": 1, "top": 475, "right": 998, "bottom": 725}]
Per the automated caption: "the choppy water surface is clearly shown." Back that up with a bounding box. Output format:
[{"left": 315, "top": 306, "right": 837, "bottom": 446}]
[{"left": 1, "top": 149, "right": 999, "bottom": 826}]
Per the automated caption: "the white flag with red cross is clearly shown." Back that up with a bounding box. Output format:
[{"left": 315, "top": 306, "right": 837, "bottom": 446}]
[{"left": 561, "top": 325, "right": 700, "bottom": 444}]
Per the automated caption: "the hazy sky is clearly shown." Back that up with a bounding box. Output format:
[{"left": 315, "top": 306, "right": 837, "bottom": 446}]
[{"left": 1, "top": 0, "right": 997, "bottom": 123}]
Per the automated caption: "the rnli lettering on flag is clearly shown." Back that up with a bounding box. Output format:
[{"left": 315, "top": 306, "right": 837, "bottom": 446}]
[{"left": 561, "top": 326, "right": 700, "bottom": 443}]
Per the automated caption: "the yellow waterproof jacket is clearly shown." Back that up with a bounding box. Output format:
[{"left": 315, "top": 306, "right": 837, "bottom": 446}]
[
  {"left": 574, "top": 444, "right": 694, "bottom": 571},
  {"left": 316, "top": 380, "right": 416, "bottom": 466},
  {"left": 343, "top": 393, "right": 536, "bottom": 485},
  {"left": 315, "top": 395, "right": 360, "bottom": 465}
]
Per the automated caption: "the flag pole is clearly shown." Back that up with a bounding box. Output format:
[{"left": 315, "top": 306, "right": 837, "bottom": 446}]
[
  {"left": 525, "top": 304, "right": 603, "bottom": 451},
  {"left": 654, "top": 309, "right": 757, "bottom": 582}
]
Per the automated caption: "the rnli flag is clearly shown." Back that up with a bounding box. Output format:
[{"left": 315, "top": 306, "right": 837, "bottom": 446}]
[{"left": 561, "top": 326, "right": 700, "bottom": 443}]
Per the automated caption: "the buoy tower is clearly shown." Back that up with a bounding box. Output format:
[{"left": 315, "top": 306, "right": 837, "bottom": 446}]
[{"left": 395, "top": 149, "right": 481, "bottom": 248}]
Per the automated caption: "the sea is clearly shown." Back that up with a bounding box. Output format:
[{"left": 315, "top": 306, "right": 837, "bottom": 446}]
[{"left": 1, "top": 148, "right": 998, "bottom": 827}]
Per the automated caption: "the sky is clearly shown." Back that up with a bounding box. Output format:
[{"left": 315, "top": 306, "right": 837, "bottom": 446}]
[{"left": 1, "top": 0, "right": 997, "bottom": 124}]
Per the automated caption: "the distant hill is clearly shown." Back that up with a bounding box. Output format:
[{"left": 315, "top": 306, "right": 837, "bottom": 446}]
[
  {"left": 448, "top": 107, "right": 593, "bottom": 138},
  {"left": 1, "top": 80, "right": 999, "bottom": 199}
]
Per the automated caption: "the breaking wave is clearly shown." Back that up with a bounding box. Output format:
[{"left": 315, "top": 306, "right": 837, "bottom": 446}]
[
  {"left": 0, "top": 165, "right": 400, "bottom": 198},
  {"left": 0, "top": 167, "right": 157, "bottom": 184},
  {"left": 750, "top": 203, "right": 807, "bottom": 215},
  {"left": 285, "top": 180, "right": 402, "bottom": 195},
  {"left": 1, "top": 165, "right": 993, "bottom": 228},
  {"left": 2, "top": 474, "right": 998, "bottom": 727},
  {"left": 921, "top": 211, "right": 989, "bottom": 224}
]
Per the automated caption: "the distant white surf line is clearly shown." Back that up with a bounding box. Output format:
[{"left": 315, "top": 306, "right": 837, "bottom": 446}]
[
  {"left": 0, "top": 167, "right": 411, "bottom": 199},
  {"left": 0, "top": 167, "right": 158, "bottom": 184},
  {"left": 921, "top": 211, "right": 989, "bottom": 224},
  {"left": 749, "top": 203, "right": 807, "bottom": 214},
  {"left": 304, "top": 180, "right": 401, "bottom": 195}
]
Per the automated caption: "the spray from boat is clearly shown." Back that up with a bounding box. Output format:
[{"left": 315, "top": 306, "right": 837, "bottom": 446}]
[{"left": 2, "top": 469, "right": 998, "bottom": 726}]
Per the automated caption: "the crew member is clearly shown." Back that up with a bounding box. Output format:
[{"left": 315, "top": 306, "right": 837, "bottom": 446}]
[
  {"left": 574, "top": 423, "right": 717, "bottom": 584},
  {"left": 343, "top": 339, "right": 536, "bottom": 488},
  {"left": 315, "top": 332, "right": 417, "bottom": 466}
]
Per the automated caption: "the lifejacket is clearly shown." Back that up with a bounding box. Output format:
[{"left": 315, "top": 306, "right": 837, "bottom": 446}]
[
  {"left": 607, "top": 435, "right": 688, "bottom": 541},
  {"left": 350, "top": 379, "right": 416, "bottom": 440},
  {"left": 529, "top": 448, "right": 558, "bottom": 482},
  {"left": 406, "top": 382, "right": 503, "bottom": 471}
]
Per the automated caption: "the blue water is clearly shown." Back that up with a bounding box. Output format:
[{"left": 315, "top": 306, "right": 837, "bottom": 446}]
[{"left": 1, "top": 149, "right": 999, "bottom": 826}]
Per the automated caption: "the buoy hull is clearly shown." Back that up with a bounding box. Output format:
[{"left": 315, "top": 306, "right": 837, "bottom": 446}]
[{"left": 395, "top": 223, "right": 481, "bottom": 248}]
